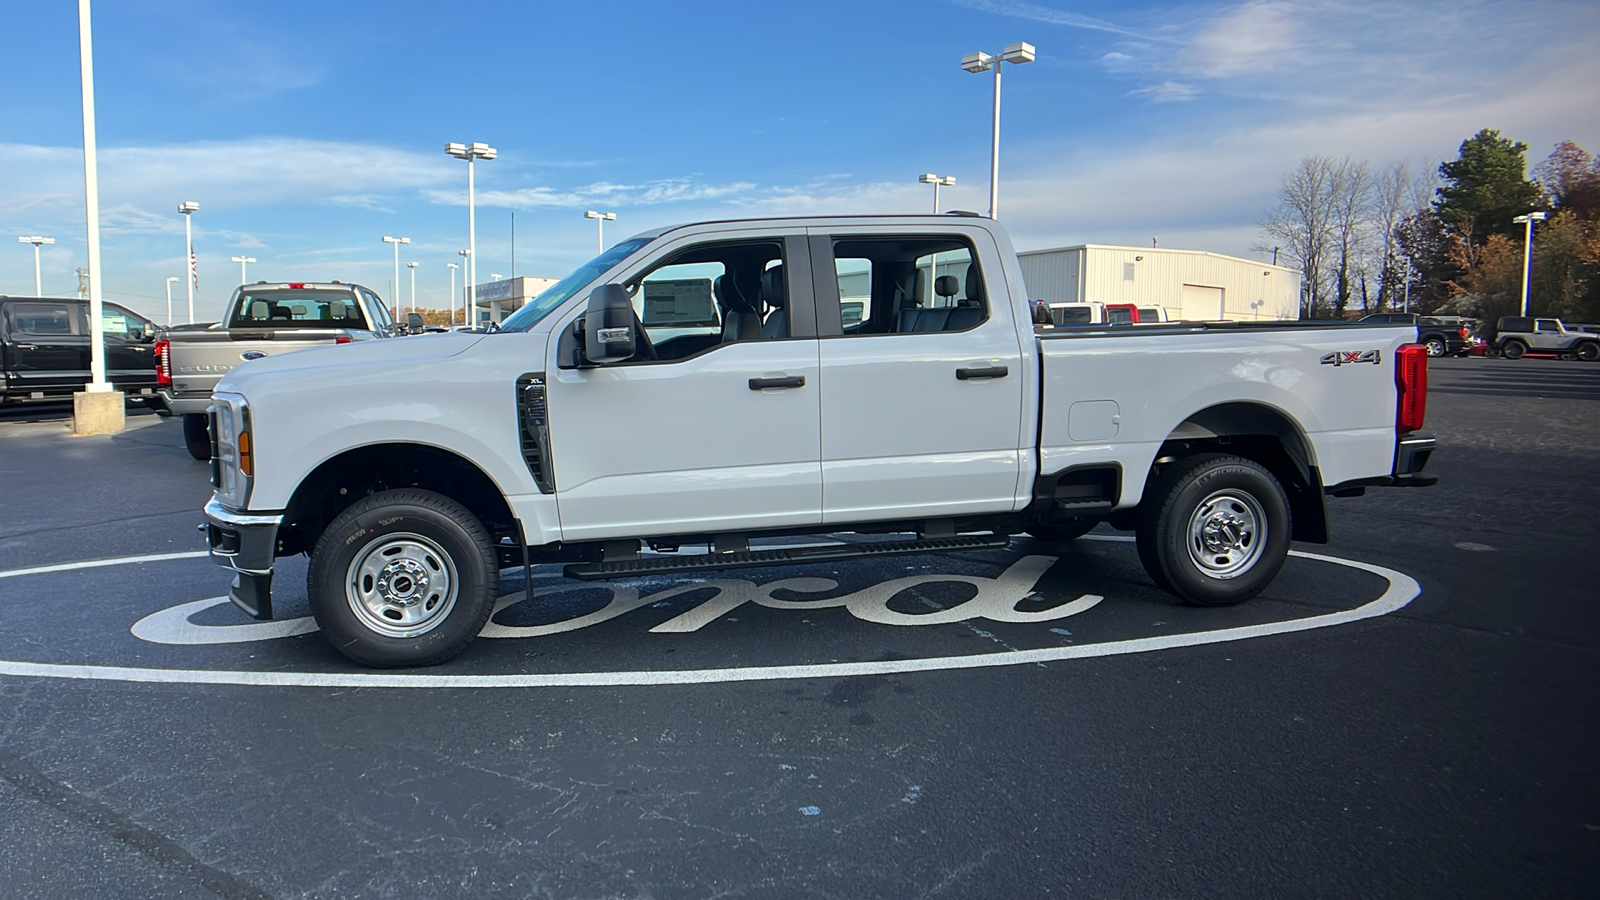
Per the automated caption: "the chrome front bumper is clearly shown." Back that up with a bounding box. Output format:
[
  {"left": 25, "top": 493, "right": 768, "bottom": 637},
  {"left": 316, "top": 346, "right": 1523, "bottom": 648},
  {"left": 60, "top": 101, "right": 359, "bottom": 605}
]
[{"left": 203, "top": 498, "right": 283, "bottom": 620}]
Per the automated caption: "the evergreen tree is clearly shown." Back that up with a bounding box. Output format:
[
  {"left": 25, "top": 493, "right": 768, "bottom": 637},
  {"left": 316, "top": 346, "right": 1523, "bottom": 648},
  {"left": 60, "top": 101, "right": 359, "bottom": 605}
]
[{"left": 1435, "top": 129, "right": 1544, "bottom": 247}]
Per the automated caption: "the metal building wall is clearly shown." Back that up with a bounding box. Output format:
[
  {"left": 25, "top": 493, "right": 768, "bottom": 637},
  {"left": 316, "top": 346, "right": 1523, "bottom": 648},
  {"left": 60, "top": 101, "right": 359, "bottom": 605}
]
[{"left": 1019, "top": 245, "right": 1300, "bottom": 321}]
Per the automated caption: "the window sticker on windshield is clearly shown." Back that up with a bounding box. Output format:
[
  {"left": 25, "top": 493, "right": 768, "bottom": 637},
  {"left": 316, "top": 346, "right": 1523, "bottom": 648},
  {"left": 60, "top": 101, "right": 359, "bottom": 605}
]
[{"left": 101, "top": 313, "right": 128, "bottom": 334}]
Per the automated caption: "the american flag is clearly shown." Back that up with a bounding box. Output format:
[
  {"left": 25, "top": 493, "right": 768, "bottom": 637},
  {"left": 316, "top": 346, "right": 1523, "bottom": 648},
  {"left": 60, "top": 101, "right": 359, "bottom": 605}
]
[{"left": 189, "top": 245, "right": 198, "bottom": 291}]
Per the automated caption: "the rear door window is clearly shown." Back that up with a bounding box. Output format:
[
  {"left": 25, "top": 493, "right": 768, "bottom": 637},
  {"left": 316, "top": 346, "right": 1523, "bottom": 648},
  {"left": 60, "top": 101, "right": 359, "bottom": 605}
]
[{"left": 12, "top": 302, "right": 81, "bottom": 335}]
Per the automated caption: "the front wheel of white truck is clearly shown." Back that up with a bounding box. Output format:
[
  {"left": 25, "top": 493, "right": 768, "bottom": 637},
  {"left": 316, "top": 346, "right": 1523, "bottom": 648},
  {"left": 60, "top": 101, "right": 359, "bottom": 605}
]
[
  {"left": 1135, "top": 453, "right": 1291, "bottom": 606},
  {"left": 307, "top": 489, "right": 499, "bottom": 667}
]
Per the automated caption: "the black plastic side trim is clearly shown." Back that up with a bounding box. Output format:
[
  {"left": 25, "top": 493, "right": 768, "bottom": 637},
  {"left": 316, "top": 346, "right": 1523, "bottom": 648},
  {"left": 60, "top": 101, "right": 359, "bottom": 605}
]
[
  {"left": 516, "top": 372, "right": 554, "bottom": 493},
  {"left": 564, "top": 533, "right": 1010, "bottom": 580}
]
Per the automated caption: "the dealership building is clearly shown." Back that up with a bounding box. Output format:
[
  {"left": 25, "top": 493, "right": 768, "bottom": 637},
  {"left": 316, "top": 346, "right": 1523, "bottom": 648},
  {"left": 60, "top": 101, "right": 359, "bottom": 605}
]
[
  {"left": 1017, "top": 244, "right": 1301, "bottom": 321},
  {"left": 473, "top": 276, "right": 560, "bottom": 324}
]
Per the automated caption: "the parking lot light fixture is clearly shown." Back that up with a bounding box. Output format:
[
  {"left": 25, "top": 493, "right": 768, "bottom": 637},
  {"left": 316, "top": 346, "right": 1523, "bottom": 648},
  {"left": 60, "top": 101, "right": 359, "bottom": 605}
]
[
  {"left": 446, "top": 141, "right": 496, "bottom": 330},
  {"left": 178, "top": 201, "right": 199, "bottom": 323},
  {"left": 961, "top": 41, "right": 1034, "bottom": 219},
  {"left": 1512, "top": 211, "right": 1548, "bottom": 317},
  {"left": 229, "top": 255, "right": 255, "bottom": 286},
  {"left": 447, "top": 261, "right": 459, "bottom": 325},
  {"left": 381, "top": 236, "right": 409, "bottom": 313},
  {"left": 917, "top": 174, "right": 956, "bottom": 213},
  {"left": 165, "top": 276, "right": 178, "bottom": 326},
  {"left": 585, "top": 210, "right": 616, "bottom": 253},
  {"left": 18, "top": 235, "right": 55, "bottom": 297}
]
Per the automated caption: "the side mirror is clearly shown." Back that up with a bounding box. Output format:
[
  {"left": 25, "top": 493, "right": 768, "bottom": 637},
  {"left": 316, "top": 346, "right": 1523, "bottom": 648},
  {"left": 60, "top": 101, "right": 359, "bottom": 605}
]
[
  {"left": 406, "top": 312, "right": 425, "bottom": 334},
  {"left": 583, "top": 285, "right": 637, "bottom": 363}
]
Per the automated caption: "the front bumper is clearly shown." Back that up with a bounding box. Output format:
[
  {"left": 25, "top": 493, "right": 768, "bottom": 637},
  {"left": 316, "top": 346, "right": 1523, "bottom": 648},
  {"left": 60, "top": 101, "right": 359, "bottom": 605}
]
[{"left": 203, "top": 498, "right": 282, "bottom": 620}]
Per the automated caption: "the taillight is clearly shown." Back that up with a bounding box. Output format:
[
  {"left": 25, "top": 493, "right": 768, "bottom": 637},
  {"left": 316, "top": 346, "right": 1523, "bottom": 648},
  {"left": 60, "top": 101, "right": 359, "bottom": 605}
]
[
  {"left": 1395, "top": 342, "right": 1428, "bottom": 432},
  {"left": 335, "top": 336, "right": 352, "bottom": 344},
  {"left": 1459, "top": 326, "right": 1470, "bottom": 339},
  {"left": 154, "top": 339, "right": 171, "bottom": 386}
]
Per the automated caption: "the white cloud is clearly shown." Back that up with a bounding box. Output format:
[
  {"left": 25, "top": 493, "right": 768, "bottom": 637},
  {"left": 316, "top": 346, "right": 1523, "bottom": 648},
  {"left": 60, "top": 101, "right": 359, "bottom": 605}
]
[
  {"left": 949, "top": 0, "right": 1156, "bottom": 39},
  {"left": 1177, "top": 0, "right": 1301, "bottom": 78},
  {"left": 1131, "top": 80, "right": 1199, "bottom": 102}
]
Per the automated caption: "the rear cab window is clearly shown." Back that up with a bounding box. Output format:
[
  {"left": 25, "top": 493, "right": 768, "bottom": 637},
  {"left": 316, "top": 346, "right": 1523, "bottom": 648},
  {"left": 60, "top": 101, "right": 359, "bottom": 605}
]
[{"left": 229, "top": 289, "right": 367, "bottom": 329}]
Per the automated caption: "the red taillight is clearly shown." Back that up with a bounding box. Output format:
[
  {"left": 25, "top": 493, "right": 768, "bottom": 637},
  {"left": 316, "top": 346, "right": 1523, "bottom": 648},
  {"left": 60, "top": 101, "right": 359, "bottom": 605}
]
[
  {"left": 335, "top": 336, "right": 352, "bottom": 344},
  {"left": 1395, "top": 342, "right": 1428, "bottom": 432},
  {"left": 154, "top": 339, "right": 171, "bottom": 386},
  {"left": 1459, "top": 326, "right": 1470, "bottom": 339}
]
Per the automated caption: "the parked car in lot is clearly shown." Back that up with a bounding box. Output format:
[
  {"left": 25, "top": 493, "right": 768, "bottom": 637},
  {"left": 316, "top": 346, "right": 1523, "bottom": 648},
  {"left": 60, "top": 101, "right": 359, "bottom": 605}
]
[
  {"left": 1358, "top": 312, "right": 1471, "bottom": 357},
  {"left": 1486, "top": 316, "right": 1600, "bottom": 361},
  {"left": 1044, "top": 300, "right": 1162, "bottom": 326},
  {"left": 156, "top": 281, "right": 401, "bottom": 459},
  {"left": 201, "top": 214, "right": 1437, "bottom": 668},
  {"left": 0, "top": 296, "right": 161, "bottom": 405}
]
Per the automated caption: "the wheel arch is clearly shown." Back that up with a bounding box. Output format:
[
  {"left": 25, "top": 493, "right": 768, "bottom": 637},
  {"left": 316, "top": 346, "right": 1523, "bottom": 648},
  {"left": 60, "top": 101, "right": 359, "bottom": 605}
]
[
  {"left": 277, "top": 443, "right": 518, "bottom": 557},
  {"left": 1146, "top": 401, "right": 1328, "bottom": 543}
]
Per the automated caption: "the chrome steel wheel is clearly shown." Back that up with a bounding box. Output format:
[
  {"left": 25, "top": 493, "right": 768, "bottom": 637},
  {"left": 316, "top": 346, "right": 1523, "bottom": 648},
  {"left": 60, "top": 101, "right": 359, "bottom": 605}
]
[
  {"left": 1186, "top": 489, "right": 1267, "bottom": 579},
  {"left": 345, "top": 532, "right": 458, "bottom": 637}
]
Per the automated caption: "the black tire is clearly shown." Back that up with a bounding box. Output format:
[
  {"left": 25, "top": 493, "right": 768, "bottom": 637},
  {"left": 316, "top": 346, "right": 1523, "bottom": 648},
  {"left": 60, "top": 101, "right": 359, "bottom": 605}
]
[
  {"left": 1423, "top": 337, "right": 1447, "bottom": 357},
  {"left": 1026, "top": 520, "right": 1098, "bottom": 543},
  {"left": 1576, "top": 342, "right": 1600, "bottom": 362},
  {"left": 307, "top": 488, "right": 499, "bottom": 667},
  {"left": 182, "top": 414, "right": 211, "bottom": 460},
  {"left": 1485, "top": 346, "right": 1502, "bottom": 358},
  {"left": 1502, "top": 341, "right": 1527, "bottom": 360},
  {"left": 1135, "top": 453, "right": 1292, "bottom": 607}
]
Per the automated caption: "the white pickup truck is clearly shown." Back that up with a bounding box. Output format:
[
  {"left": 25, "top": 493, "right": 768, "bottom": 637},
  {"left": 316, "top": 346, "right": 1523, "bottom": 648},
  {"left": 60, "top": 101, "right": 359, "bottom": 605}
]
[
  {"left": 202, "top": 214, "right": 1437, "bottom": 667},
  {"left": 156, "top": 281, "right": 400, "bottom": 459}
]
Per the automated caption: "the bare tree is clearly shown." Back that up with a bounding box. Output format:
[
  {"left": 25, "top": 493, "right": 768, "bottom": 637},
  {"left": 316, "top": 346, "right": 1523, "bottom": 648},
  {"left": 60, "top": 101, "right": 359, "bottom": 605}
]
[
  {"left": 1329, "top": 157, "right": 1371, "bottom": 316},
  {"left": 1256, "top": 155, "right": 1342, "bottom": 317},
  {"left": 1367, "top": 161, "right": 1412, "bottom": 311}
]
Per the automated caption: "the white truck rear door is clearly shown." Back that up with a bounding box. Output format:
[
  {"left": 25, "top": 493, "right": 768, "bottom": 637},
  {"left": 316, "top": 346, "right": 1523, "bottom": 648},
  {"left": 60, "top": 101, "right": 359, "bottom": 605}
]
[{"left": 808, "top": 226, "right": 1027, "bottom": 523}]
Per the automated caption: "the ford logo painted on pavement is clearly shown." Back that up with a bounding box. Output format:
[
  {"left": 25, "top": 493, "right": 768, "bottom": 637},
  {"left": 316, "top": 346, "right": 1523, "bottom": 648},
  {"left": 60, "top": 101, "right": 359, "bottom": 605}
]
[{"left": 241, "top": 351, "right": 267, "bottom": 361}]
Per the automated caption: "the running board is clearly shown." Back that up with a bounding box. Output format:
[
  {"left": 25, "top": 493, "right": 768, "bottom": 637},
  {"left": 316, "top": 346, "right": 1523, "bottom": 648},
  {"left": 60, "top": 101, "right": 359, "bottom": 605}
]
[{"left": 563, "top": 534, "right": 1012, "bottom": 581}]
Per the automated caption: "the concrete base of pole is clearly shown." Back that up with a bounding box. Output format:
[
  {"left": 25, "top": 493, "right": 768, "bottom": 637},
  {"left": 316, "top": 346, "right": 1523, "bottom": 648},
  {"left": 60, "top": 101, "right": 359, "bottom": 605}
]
[{"left": 73, "top": 390, "right": 125, "bottom": 435}]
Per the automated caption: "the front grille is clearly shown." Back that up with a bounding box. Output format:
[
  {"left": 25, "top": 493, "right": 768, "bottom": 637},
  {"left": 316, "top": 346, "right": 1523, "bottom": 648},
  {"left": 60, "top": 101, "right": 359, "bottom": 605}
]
[{"left": 516, "top": 373, "right": 554, "bottom": 493}]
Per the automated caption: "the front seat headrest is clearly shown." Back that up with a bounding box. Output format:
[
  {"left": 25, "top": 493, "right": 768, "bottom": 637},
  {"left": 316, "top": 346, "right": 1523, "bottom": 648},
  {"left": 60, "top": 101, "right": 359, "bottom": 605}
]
[
  {"left": 965, "top": 264, "right": 985, "bottom": 305},
  {"left": 761, "top": 265, "right": 786, "bottom": 309},
  {"left": 714, "top": 274, "right": 760, "bottom": 314},
  {"left": 934, "top": 275, "right": 960, "bottom": 300}
]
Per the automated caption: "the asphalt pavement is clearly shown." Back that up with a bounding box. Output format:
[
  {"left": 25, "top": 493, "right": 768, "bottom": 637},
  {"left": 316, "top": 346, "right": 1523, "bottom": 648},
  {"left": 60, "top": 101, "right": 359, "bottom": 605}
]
[{"left": 0, "top": 356, "right": 1595, "bottom": 898}]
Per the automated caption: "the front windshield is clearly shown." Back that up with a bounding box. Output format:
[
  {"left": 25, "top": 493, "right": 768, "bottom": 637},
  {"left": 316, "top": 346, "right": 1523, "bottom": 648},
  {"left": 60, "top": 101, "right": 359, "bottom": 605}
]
[{"left": 500, "top": 238, "right": 654, "bottom": 331}]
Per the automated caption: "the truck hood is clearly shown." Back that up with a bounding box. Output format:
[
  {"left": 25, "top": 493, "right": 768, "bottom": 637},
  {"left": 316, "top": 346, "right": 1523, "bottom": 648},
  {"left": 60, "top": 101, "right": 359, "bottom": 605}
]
[{"left": 216, "top": 332, "right": 486, "bottom": 395}]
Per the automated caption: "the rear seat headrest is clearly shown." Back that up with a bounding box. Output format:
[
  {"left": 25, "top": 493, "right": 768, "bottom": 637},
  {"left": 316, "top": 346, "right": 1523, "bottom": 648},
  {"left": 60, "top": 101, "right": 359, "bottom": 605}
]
[
  {"left": 760, "top": 265, "right": 786, "bottom": 309},
  {"left": 714, "top": 274, "right": 760, "bottom": 314}
]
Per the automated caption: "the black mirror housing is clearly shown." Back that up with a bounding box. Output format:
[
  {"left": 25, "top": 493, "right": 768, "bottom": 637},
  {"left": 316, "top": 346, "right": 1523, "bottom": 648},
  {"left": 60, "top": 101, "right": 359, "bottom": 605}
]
[{"left": 583, "top": 285, "right": 636, "bottom": 363}]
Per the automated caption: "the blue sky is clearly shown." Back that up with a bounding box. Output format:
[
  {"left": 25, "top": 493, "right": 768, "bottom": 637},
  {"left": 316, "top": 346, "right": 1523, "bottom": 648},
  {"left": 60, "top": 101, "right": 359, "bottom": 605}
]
[{"left": 3, "top": 0, "right": 1598, "bottom": 323}]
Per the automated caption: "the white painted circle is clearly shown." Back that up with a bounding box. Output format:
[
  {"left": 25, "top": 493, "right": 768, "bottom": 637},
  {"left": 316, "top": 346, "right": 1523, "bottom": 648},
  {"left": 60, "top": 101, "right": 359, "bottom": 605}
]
[{"left": 0, "top": 538, "right": 1418, "bottom": 689}]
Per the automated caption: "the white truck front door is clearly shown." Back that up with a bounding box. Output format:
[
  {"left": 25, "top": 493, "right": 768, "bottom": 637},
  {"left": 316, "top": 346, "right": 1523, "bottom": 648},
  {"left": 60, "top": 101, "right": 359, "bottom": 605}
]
[
  {"left": 545, "top": 235, "right": 823, "bottom": 542},
  {"left": 808, "top": 228, "right": 1027, "bottom": 523}
]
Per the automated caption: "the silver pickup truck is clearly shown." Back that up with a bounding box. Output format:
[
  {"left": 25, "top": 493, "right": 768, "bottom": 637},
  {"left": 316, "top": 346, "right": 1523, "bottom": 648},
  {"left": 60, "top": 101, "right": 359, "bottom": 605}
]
[{"left": 155, "top": 281, "right": 399, "bottom": 458}]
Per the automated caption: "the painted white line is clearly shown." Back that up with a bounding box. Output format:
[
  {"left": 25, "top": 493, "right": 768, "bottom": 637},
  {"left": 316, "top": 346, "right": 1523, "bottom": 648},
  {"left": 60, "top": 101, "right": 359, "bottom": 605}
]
[
  {"left": 0, "top": 541, "right": 1418, "bottom": 689},
  {"left": 0, "top": 551, "right": 209, "bottom": 580}
]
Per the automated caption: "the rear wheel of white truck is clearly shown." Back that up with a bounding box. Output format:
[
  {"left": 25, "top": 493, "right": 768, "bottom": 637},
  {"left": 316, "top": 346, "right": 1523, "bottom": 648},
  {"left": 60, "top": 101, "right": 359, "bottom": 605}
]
[
  {"left": 1135, "top": 453, "right": 1291, "bottom": 607},
  {"left": 307, "top": 489, "right": 498, "bottom": 668},
  {"left": 182, "top": 413, "right": 210, "bottom": 460}
]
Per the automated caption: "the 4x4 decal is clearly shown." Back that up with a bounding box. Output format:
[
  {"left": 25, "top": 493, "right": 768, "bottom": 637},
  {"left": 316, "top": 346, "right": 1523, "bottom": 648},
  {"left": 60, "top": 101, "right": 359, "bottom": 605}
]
[{"left": 1321, "top": 350, "right": 1381, "bottom": 366}]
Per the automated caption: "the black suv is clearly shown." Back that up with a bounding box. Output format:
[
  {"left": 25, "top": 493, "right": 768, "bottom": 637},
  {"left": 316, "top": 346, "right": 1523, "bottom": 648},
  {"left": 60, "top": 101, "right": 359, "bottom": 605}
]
[{"left": 1358, "top": 312, "right": 1470, "bottom": 357}]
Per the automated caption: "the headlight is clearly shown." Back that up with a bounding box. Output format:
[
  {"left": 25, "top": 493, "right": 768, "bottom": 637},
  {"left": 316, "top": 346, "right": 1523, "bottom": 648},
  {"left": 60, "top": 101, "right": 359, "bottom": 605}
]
[{"left": 212, "top": 393, "right": 253, "bottom": 507}]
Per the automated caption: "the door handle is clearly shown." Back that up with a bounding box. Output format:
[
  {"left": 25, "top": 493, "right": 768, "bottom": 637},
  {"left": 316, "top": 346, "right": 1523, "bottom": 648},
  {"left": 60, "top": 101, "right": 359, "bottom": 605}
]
[
  {"left": 15, "top": 343, "right": 37, "bottom": 350},
  {"left": 749, "top": 375, "right": 805, "bottom": 390},
  {"left": 956, "top": 366, "right": 1009, "bottom": 380}
]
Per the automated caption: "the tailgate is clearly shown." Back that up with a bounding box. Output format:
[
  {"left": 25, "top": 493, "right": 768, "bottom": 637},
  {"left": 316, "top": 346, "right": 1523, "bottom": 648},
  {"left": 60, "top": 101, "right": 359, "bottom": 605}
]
[{"left": 167, "top": 331, "right": 345, "bottom": 397}]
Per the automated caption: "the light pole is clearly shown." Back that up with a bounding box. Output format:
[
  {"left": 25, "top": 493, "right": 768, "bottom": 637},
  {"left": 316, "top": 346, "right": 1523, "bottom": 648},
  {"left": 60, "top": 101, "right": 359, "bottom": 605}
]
[
  {"left": 961, "top": 42, "right": 1035, "bottom": 220},
  {"left": 179, "top": 201, "right": 198, "bottom": 323},
  {"left": 1512, "top": 211, "right": 1548, "bottom": 317},
  {"left": 584, "top": 210, "right": 616, "bottom": 253},
  {"left": 77, "top": 0, "right": 112, "bottom": 401},
  {"left": 381, "top": 235, "right": 409, "bottom": 314},
  {"left": 165, "top": 276, "right": 178, "bottom": 326},
  {"left": 457, "top": 248, "right": 472, "bottom": 325},
  {"left": 407, "top": 261, "right": 418, "bottom": 313},
  {"left": 918, "top": 174, "right": 956, "bottom": 213},
  {"left": 446, "top": 141, "right": 496, "bottom": 331},
  {"left": 230, "top": 255, "right": 255, "bottom": 286},
  {"left": 447, "top": 262, "right": 459, "bottom": 325},
  {"left": 18, "top": 236, "right": 55, "bottom": 296}
]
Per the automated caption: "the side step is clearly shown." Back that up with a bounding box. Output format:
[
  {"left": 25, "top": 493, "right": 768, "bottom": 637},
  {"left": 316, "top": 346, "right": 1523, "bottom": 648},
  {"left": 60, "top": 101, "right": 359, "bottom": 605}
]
[{"left": 563, "top": 533, "right": 1012, "bottom": 581}]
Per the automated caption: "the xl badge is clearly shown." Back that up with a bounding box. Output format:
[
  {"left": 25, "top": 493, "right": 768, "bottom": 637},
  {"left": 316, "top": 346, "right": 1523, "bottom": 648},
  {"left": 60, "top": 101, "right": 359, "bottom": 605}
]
[{"left": 1321, "top": 350, "right": 1380, "bottom": 366}]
